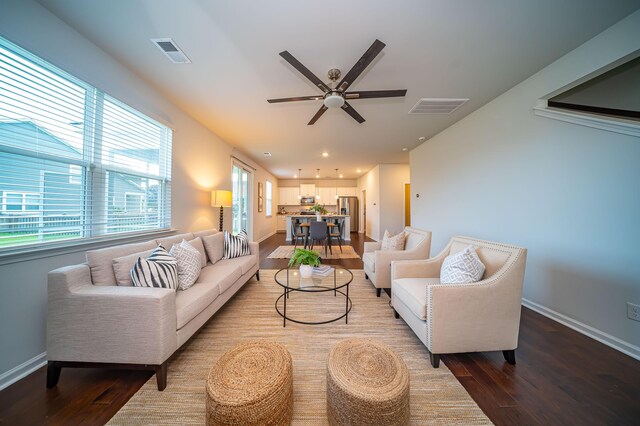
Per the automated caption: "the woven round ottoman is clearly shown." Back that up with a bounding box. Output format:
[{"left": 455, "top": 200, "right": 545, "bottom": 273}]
[
  {"left": 326, "top": 338, "right": 410, "bottom": 426},
  {"left": 206, "top": 341, "right": 293, "bottom": 426}
]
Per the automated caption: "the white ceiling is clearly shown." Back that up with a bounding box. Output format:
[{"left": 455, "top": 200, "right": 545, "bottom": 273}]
[{"left": 37, "top": 0, "right": 640, "bottom": 179}]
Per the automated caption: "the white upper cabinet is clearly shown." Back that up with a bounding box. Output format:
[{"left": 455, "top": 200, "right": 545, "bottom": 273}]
[
  {"left": 317, "top": 187, "right": 337, "bottom": 205},
  {"left": 279, "top": 187, "right": 300, "bottom": 205},
  {"left": 337, "top": 187, "right": 358, "bottom": 197},
  {"left": 299, "top": 183, "right": 316, "bottom": 197}
]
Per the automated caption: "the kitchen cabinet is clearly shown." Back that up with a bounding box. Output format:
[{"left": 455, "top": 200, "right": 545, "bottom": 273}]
[
  {"left": 317, "top": 187, "right": 337, "bottom": 205},
  {"left": 337, "top": 187, "right": 358, "bottom": 197},
  {"left": 279, "top": 187, "right": 300, "bottom": 205},
  {"left": 276, "top": 215, "right": 287, "bottom": 232},
  {"left": 299, "top": 183, "right": 316, "bottom": 197}
]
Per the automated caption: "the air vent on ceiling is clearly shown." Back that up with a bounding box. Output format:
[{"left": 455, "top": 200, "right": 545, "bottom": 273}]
[
  {"left": 151, "top": 38, "right": 191, "bottom": 64},
  {"left": 263, "top": 152, "right": 272, "bottom": 157},
  {"left": 408, "top": 98, "right": 469, "bottom": 114}
]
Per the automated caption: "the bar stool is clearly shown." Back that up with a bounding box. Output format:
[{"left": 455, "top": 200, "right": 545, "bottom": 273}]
[{"left": 328, "top": 217, "right": 344, "bottom": 253}]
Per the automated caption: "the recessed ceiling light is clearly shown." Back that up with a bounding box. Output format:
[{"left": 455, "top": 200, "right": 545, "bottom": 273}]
[
  {"left": 322, "top": 152, "right": 329, "bottom": 157},
  {"left": 293, "top": 175, "right": 297, "bottom": 178},
  {"left": 418, "top": 136, "right": 426, "bottom": 142},
  {"left": 356, "top": 169, "right": 361, "bottom": 173},
  {"left": 402, "top": 147, "right": 408, "bottom": 152}
]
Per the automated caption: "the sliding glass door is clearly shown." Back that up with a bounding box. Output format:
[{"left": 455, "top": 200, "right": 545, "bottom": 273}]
[{"left": 231, "top": 163, "right": 252, "bottom": 237}]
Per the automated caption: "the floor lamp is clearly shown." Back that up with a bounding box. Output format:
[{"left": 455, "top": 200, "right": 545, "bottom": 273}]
[{"left": 211, "top": 190, "right": 233, "bottom": 231}]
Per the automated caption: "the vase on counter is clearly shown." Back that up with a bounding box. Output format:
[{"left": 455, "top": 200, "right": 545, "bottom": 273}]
[{"left": 316, "top": 212, "right": 322, "bottom": 221}]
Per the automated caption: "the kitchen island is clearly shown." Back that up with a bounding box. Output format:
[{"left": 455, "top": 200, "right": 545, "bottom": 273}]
[{"left": 285, "top": 215, "right": 351, "bottom": 242}]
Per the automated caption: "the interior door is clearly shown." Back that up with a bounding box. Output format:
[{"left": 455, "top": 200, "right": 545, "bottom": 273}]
[{"left": 232, "top": 163, "right": 252, "bottom": 238}]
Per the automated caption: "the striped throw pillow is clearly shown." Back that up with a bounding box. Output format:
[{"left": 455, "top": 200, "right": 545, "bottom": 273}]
[
  {"left": 223, "top": 230, "right": 250, "bottom": 259},
  {"left": 130, "top": 245, "right": 178, "bottom": 290}
]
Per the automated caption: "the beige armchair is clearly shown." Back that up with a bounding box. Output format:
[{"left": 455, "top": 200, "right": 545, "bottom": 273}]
[
  {"left": 391, "top": 236, "right": 527, "bottom": 368},
  {"left": 363, "top": 227, "right": 432, "bottom": 297}
]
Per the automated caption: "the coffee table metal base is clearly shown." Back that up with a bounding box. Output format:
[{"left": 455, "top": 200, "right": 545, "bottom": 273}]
[{"left": 275, "top": 286, "right": 352, "bottom": 327}]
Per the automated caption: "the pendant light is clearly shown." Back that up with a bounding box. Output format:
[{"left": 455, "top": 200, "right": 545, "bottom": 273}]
[
  {"left": 335, "top": 169, "right": 339, "bottom": 200},
  {"left": 297, "top": 168, "right": 302, "bottom": 200},
  {"left": 316, "top": 169, "right": 321, "bottom": 199}
]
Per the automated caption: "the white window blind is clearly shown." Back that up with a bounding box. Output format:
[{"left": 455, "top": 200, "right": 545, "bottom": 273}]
[
  {"left": 265, "top": 180, "right": 272, "bottom": 216},
  {"left": 0, "top": 36, "right": 172, "bottom": 251}
]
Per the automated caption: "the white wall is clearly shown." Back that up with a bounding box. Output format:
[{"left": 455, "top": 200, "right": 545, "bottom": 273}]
[
  {"left": 0, "top": 0, "right": 243, "bottom": 385},
  {"left": 358, "top": 165, "right": 380, "bottom": 240},
  {"left": 379, "top": 164, "right": 410, "bottom": 237},
  {"left": 410, "top": 11, "right": 640, "bottom": 358}
]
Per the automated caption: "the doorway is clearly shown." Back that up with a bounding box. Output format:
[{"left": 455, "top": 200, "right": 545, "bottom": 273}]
[
  {"left": 362, "top": 189, "right": 367, "bottom": 236},
  {"left": 404, "top": 183, "right": 411, "bottom": 227},
  {"left": 232, "top": 163, "right": 252, "bottom": 238}
]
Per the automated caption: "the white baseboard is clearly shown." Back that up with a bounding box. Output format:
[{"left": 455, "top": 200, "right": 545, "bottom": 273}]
[
  {"left": 256, "top": 231, "right": 277, "bottom": 243},
  {"left": 0, "top": 352, "right": 47, "bottom": 391},
  {"left": 522, "top": 298, "right": 640, "bottom": 361}
]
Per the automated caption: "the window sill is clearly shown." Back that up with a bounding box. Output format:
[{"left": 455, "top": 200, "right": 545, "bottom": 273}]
[
  {"left": 0, "top": 228, "right": 177, "bottom": 266},
  {"left": 533, "top": 101, "right": 640, "bottom": 137}
]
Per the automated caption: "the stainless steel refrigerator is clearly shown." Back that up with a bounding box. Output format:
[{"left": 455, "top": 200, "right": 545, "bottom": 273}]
[{"left": 338, "top": 196, "right": 359, "bottom": 232}]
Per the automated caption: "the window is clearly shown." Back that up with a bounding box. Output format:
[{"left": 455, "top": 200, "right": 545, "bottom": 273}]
[
  {"left": 265, "top": 180, "right": 272, "bottom": 217},
  {"left": 0, "top": 36, "right": 172, "bottom": 250}
]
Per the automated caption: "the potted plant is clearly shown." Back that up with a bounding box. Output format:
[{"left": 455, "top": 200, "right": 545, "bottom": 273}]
[
  {"left": 288, "top": 248, "right": 320, "bottom": 278},
  {"left": 309, "top": 203, "right": 328, "bottom": 221}
]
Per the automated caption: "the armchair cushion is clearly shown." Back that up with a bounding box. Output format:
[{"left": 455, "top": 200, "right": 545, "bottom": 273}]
[
  {"left": 440, "top": 246, "right": 485, "bottom": 284},
  {"left": 393, "top": 278, "right": 441, "bottom": 320}
]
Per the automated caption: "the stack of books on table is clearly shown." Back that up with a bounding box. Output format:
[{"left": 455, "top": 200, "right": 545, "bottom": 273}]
[{"left": 312, "top": 265, "right": 334, "bottom": 277}]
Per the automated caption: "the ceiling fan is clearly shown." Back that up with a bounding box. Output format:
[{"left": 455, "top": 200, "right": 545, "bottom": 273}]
[{"left": 267, "top": 39, "right": 407, "bottom": 125}]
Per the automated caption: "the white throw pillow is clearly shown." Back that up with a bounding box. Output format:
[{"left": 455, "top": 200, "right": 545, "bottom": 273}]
[
  {"left": 381, "top": 230, "right": 406, "bottom": 251},
  {"left": 130, "top": 245, "right": 178, "bottom": 290},
  {"left": 440, "top": 245, "right": 486, "bottom": 284},
  {"left": 170, "top": 239, "right": 202, "bottom": 290}
]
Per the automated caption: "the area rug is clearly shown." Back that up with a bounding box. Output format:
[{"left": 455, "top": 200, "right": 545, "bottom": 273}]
[
  {"left": 267, "top": 245, "right": 360, "bottom": 260},
  {"left": 108, "top": 270, "right": 491, "bottom": 425}
]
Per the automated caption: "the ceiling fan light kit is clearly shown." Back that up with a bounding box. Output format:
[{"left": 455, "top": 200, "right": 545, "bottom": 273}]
[{"left": 268, "top": 39, "right": 407, "bottom": 125}]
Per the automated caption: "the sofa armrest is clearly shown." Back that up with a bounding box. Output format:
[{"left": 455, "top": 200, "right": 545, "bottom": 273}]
[
  {"left": 364, "top": 241, "right": 382, "bottom": 253},
  {"left": 249, "top": 241, "right": 259, "bottom": 256},
  {"left": 427, "top": 276, "right": 523, "bottom": 354},
  {"left": 47, "top": 270, "right": 177, "bottom": 365}
]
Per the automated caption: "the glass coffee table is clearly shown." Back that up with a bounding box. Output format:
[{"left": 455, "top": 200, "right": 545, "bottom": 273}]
[{"left": 274, "top": 266, "right": 353, "bottom": 327}]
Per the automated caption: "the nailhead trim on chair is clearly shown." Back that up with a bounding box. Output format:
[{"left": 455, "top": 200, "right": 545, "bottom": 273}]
[{"left": 425, "top": 236, "right": 526, "bottom": 351}]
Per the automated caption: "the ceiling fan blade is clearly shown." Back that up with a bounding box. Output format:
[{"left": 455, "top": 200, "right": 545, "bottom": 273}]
[
  {"left": 344, "top": 89, "right": 407, "bottom": 100},
  {"left": 279, "top": 51, "right": 331, "bottom": 93},
  {"left": 267, "top": 95, "right": 323, "bottom": 103},
  {"left": 308, "top": 105, "right": 328, "bottom": 125},
  {"left": 336, "top": 39, "right": 386, "bottom": 93},
  {"left": 341, "top": 102, "right": 365, "bottom": 124}
]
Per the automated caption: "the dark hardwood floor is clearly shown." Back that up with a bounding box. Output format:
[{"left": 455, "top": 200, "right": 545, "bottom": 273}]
[{"left": 0, "top": 232, "right": 638, "bottom": 425}]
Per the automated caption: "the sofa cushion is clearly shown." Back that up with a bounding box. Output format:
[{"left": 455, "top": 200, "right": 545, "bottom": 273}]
[
  {"left": 193, "top": 229, "right": 218, "bottom": 239},
  {"left": 175, "top": 281, "right": 221, "bottom": 329},
  {"left": 130, "top": 245, "right": 178, "bottom": 290},
  {"left": 156, "top": 233, "right": 195, "bottom": 250},
  {"left": 393, "top": 278, "right": 441, "bottom": 320},
  {"left": 440, "top": 246, "right": 485, "bottom": 284},
  {"left": 87, "top": 240, "right": 157, "bottom": 286},
  {"left": 215, "top": 254, "right": 257, "bottom": 276},
  {"left": 112, "top": 248, "right": 156, "bottom": 286},
  {"left": 363, "top": 252, "right": 376, "bottom": 272},
  {"left": 196, "top": 262, "right": 242, "bottom": 293},
  {"left": 187, "top": 237, "right": 207, "bottom": 268},
  {"left": 202, "top": 233, "right": 224, "bottom": 264},
  {"left": 170, "top": 240, "right": 202, "bottom": 291}
]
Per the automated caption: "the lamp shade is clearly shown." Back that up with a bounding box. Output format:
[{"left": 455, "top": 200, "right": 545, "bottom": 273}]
[{"left": 211, "top": 190, "right": 233, "bottom": 208}]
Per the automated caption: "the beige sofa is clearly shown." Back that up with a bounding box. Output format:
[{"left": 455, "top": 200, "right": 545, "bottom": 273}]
[
  {"left": 46, "top": 229, "right": 259, "bottom": 391},
  {"left": 363, "top": 227, "right": 432, "bottom": 297},
  {"left": 391, "top": 236, "right": 527, "bottom": 368}
]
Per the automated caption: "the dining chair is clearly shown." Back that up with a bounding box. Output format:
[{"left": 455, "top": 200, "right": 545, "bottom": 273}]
[
  {"left": 328, "top": 217, "right": 343, "bottom": 253},
  {"left": 291, "top": 218, "right": 307, "bottom": 249},
  {"left": 308, "top": 221, "right": 329, "bottom": 256}
]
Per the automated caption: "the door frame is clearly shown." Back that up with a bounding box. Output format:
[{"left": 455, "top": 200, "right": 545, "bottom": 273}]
[{"left": 231, "top": 160, "right": 253, "bottom": 241}]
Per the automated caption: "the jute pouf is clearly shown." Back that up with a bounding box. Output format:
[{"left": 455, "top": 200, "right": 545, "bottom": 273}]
[
  {"left": 206, "top": 340, "right": 293, "bottom": 426},
  {"left": 326, "top": 338, "right": 410, "bottom": 426}
]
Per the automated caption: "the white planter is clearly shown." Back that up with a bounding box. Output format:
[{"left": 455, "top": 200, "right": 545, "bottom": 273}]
[
  {"left": 316, "top": 213, "right": 322, "bottom": 221},
  {"left": 300, "top": 264, "right": 313, "bottom": 278}
]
